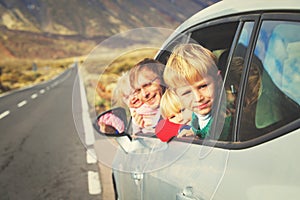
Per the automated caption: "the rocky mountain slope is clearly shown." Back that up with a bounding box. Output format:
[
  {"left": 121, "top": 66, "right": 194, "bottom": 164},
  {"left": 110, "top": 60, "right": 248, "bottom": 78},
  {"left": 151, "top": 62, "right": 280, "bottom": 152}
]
[{"left": 0, "top": 0, "right": 218, "bottom": 59}]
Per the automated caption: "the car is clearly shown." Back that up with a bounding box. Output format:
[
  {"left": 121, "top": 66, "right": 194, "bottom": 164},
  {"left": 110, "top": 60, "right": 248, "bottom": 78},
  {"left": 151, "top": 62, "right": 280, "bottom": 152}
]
[{"left": 94, "top": 0, "right": 300, "bottom": 199}]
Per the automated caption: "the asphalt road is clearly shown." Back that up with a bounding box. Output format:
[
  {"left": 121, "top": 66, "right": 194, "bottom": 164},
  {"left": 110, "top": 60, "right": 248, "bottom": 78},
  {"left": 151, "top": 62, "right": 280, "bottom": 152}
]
[{"left": 0, "top": 66, "right": 101, "bottom": 200}]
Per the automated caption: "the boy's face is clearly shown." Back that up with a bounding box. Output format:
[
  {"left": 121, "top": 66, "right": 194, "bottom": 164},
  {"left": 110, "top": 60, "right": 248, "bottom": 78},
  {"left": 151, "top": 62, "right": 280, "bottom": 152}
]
[{"left": 175, "top": 75, "right": 218, "bottom": 116}]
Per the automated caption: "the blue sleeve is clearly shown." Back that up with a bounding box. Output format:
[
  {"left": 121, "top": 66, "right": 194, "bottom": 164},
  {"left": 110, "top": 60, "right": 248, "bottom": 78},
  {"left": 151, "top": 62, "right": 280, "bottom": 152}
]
[{"left": 179, "top": 125, "right": 191, "bottom": 133}]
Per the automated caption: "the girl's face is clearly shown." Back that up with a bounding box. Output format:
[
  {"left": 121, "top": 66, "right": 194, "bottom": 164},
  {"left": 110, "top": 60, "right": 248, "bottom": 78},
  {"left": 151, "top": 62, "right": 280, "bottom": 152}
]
[
  {"left": 132, "top": 68, "right": 163, "bottom": 109},
  {"left": 120, "top": 86, "right": 141, "bottom": 110},
  {"left": 168, "top": 108, "right": 192, "bottom": 125},
  {"left": 122, "top": 88, "right": 143, "bottom": 109},
  {"left": 175, "top": 75, "right": 218, "bottom": 116},
  {"left": 128, "top": 92, "right": 143, "bottom": 108}
]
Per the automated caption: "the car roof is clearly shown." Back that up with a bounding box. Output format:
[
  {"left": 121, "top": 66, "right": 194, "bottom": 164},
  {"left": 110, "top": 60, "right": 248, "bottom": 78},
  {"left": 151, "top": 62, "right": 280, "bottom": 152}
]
[{"left": 161, "top": 0, "right": 300, "bottom": 47}]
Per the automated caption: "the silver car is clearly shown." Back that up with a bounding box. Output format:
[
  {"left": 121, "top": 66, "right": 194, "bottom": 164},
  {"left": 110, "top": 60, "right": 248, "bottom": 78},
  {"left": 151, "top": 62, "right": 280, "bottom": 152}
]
[{"left": 95, "top": 0, "right": 300, "bottom": 199}]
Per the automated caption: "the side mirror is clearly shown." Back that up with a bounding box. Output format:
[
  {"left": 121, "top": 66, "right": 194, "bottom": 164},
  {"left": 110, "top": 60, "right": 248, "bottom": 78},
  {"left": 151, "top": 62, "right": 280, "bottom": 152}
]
[{"left": 93, "top": 107, "right": 131, "bottom": 139}]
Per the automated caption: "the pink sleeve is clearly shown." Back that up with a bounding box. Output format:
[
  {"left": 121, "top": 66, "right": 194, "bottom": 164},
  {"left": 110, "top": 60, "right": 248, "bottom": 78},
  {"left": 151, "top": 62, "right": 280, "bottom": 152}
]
[{"left": 98, "top": 112, "right": 125, "bottom": 133}]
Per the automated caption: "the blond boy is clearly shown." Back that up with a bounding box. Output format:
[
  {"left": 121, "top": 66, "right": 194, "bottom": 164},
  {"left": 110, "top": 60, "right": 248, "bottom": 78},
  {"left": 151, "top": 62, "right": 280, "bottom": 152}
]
[{"left": 164, "top": 43, "right": 230, "bottom": 139}]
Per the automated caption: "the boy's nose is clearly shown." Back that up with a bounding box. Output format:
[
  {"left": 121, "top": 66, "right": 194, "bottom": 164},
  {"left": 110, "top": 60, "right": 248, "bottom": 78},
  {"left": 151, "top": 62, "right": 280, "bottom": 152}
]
[{"left": 193, "top": 89, "right": 204, "bottom": 102}]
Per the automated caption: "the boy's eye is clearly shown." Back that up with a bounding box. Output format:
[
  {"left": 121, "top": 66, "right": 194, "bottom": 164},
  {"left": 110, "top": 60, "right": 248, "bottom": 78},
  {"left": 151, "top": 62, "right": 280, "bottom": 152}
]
[
  {"left": 198, "top": 84, "right": 208, "bottom": 90},
  {"left": 180, "top": 90, "right": 191, "bottom": 96}
]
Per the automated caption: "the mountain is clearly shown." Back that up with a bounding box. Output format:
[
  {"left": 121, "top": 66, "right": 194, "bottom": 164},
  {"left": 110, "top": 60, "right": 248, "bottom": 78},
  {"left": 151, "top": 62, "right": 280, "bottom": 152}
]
[{"left": 0, "top": 0, "right": 219, "bottom": 59}]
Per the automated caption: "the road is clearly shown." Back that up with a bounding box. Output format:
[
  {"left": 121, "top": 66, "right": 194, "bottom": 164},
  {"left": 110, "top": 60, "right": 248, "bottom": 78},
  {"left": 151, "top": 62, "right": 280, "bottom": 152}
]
[{"left": 0, "top": 66, "right": 101, "bottom": 199}]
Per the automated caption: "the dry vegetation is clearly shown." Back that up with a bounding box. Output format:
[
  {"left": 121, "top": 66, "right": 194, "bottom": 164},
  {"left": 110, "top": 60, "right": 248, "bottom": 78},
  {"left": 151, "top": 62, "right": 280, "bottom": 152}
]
[{"left": 0, "top": 57, "right": 78, "bottom": 94}]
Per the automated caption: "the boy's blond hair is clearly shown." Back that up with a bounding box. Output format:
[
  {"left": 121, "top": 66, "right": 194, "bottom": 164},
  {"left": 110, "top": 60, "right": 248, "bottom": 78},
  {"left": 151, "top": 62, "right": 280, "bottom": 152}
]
[
  {"left": 164, "top": 43, "right": 218, "bottom": 89},
  {"left": 160, "top": 88, "right": 182, "bottom": 119}
]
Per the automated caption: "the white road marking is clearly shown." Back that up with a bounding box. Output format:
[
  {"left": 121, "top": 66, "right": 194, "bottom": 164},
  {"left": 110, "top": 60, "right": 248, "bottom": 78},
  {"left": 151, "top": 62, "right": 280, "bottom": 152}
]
[
  {"left": 31, "top": 93, "right": 38, "bottom": 99},
  {"left": 0, "top": 110, "right": 10, "bottom": 119},
  {"left": 82, "top": 112, "right": 95, "bottom": 145},
  {"left": 51, "top": 81, "right": 59, "bottom": 87},
  {"left": 77, "top": 68, "right": 101, "bottom": 196},
  {"left": 17, "top": 100, "right": 27, "bottom": 108},
  {"left": 86, "top": 149, "right": 97, "bottom": 164},
  {"left": 40, "top": 89, "right": 45, "bottom": 94},
  {"left": 78, "top": 71, "right": 95, "bottom": 146},
  {"left": 88, "top": 171, "right": 101, "bottom": 195}
]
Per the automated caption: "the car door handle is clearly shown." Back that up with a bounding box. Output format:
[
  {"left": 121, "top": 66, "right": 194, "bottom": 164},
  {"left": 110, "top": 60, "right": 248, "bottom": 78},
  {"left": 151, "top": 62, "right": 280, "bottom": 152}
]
[
  {"left": 176, "top": 186, "right": 204, "bottom": 200},
  {"left": 131, "top": 171, "right": 143, "bottom": 181}
]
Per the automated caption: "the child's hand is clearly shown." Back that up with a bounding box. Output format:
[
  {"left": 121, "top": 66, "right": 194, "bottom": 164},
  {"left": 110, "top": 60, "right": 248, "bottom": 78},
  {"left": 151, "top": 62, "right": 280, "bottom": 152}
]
[
  {"left": 132, "top": 110, "right": 145, "bottom": 128},
  {"left": 177, "top": 128, "right": 194, "bottom": 138}
]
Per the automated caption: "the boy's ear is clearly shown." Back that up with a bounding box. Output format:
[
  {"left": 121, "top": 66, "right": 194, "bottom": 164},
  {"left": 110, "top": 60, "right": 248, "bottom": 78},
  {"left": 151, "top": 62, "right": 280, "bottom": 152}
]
[
  {"left": 217, "top": 70, "right": 222, "bottom": 79},
  {"left": 217, "top": 70, "right": 223, "bottom": 84}
]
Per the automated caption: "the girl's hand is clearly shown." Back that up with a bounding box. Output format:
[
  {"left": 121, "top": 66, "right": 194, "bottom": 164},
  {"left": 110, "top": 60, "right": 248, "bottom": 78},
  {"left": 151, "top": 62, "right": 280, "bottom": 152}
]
[{"left": 132, "top": 110, "right": 145, "bottom": 128}]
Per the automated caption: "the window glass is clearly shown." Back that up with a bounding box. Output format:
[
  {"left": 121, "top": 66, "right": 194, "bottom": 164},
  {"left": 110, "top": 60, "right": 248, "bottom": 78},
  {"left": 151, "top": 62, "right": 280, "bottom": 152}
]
[
  {"left": 239, "top": 20, "right": 300, "bottom": 141},
  {"left": 239, "top": 22, "right": 255, "bottom": 47},
  {"left": 223, "top": 22, "right": 254, "bottom": 141},
  {"left": 225, "top": 21, "right": 254, "bottom": 97}
]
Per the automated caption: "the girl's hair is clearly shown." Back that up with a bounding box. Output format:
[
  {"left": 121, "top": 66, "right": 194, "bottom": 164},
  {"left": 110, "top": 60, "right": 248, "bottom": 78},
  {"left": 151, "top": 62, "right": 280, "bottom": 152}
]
[
  {"left": 129, "top": 58, "right": 166, "bottom": 91},
  {"left": 112, "top": 71, "right": 131, "bottom": 107},
  {"left": 160, "top": 88, "right": 182, "bottom": 119},
  {"left": 164, "top": 43, "right": 218, "bottom": 89}
]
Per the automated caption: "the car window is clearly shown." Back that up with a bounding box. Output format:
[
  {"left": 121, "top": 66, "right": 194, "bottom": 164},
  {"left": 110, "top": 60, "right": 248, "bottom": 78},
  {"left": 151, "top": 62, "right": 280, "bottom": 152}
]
[
  {"left": 156, "top": 21, "right": 239, "bottom": 143},
  {"left": 239, "top": 20, "right": 300, "bottom": 141},
  {"left": 190, "top": 22, "right": 238, "bottom": 71},
  {"left": 157, "top": 33, "right": 190, "bottom": 65},
  {"left": 187, "top": 22, "right": 239, "bottom": 142},
  {"left": 223, "top": 21, "right": 255, "bottom": 141}
]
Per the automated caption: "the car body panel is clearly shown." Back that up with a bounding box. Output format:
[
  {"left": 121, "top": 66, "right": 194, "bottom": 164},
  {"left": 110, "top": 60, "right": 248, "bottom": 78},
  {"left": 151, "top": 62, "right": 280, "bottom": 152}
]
[
  {"left": 216, "top": 128, "right": 300, "bottom": 199},
  {"left": 111, "top": 1, "right": 300, "bottom": 199},
  {"left": 114, "top": 141, "right": 230, "bottom": 200}
]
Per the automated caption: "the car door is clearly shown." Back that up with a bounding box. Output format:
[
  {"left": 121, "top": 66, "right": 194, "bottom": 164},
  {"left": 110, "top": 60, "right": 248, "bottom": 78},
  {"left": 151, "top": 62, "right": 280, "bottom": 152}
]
[
  {"left": 136, "top": 15, "right": 257, "bottom": 200},
  {"left": 112, "top": 11, "right": 300, "bottom": 200},
  {"left": 111, "top": 16, "right": 243, "bottom": 199},
  {"left": 215, "top": 13, "right": 300, "bottom": 199}
]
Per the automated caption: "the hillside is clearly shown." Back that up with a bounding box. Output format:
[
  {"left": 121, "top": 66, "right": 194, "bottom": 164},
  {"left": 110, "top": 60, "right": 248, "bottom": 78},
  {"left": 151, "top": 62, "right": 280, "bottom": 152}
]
[
  {"left": 0, "top": 0, "right": 218, "bottom": 60},
  {"left": 0, "top": 0, "right": 219, "bottom": 95}
]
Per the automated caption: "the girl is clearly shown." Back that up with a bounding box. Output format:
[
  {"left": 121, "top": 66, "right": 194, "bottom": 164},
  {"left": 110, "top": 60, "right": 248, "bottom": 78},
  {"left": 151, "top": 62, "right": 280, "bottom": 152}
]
[{"left": 155, "top": 88, "right": 193, "bottom": 142}]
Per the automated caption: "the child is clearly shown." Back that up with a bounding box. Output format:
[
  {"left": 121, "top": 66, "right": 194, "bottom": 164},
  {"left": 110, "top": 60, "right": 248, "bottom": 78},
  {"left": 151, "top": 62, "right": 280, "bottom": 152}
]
[
  {"left": 112, "top": 70, "right": 160, "bottom": 135},
  {"left": 164, "top": 43, "right": 231, "bottom": 140},
  {"left": 129, "top": 58, "right": 166, "bottom": 134},
  {"left": 155, "top": 88, "right": 193, "bottom": 142}
]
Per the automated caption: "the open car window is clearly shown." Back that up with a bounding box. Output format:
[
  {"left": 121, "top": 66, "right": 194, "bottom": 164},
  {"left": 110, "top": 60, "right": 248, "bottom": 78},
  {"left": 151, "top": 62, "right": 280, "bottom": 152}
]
[{"left": 155, "top": 20, "right": 240, "bottom": 144}]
